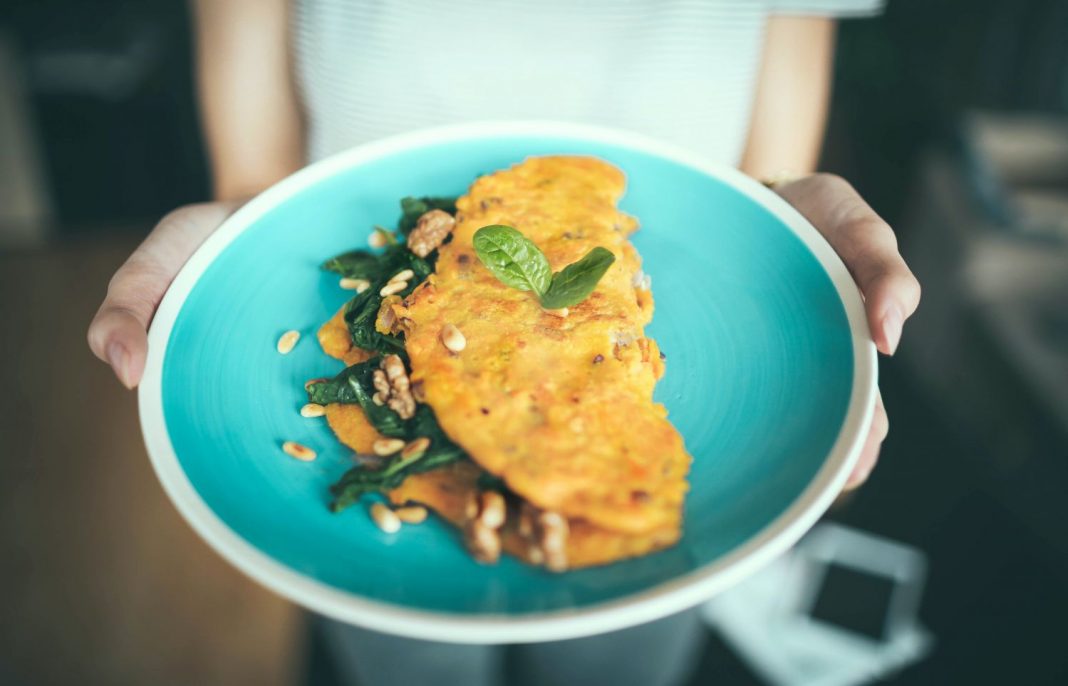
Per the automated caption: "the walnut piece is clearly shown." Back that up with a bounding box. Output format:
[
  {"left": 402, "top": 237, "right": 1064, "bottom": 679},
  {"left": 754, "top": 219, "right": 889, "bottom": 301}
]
[
  {"left": 407, "top": 209, "right": 456, "bottom": 258},
  {"left": 516, "top": 502, "right": 569, "bottom": 571},
  {"left": 464, "top": 520, "right": 501, "bottom": 564},
  {"left": 463, "top": 490, "right": 506, "bottom": 565},
  {"left": 375, "top": 295, "right": 402, "bottom": 335},
  {"left": 373, "top": 354, "right": 416, "bottom": 419}
]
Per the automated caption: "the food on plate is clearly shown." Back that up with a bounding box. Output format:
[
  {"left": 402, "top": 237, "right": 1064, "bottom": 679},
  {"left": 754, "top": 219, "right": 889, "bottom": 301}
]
[{"left": 304, "top": 156, "right": 691, "bottom": 570}]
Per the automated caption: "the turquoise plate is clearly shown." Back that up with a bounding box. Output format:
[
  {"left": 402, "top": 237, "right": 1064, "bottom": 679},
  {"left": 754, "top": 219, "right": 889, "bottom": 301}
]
[{"left": 140, "top": 122, "right": 876, "bottom": 643}]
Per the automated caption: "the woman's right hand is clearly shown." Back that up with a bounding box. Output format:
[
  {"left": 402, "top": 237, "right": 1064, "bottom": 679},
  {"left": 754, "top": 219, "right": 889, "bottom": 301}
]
[{"left": 87, "top": 201, "right": 242, "bottom": 388}]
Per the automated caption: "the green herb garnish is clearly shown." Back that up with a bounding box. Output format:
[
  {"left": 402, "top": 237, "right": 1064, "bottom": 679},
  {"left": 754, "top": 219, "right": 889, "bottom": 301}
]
[
  {"left": 472, "top": 225, "right": 616, "bottom": 309},
  {"left": 540, "top": 247, "right": 616, "bottom": 310},
  {"left": 471, "top": 224, "right": 552, "bottom": 294}
]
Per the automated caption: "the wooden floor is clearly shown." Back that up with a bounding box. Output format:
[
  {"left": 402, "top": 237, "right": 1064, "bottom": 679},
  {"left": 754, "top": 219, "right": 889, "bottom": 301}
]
[{"left": 0, "top": 237, "right": 301, "bottom": 685}]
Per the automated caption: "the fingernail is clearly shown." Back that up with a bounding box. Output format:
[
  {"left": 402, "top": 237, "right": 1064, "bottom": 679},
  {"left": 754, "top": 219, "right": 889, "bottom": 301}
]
[
  {"left": 107, "top": 341, "right": 133, "bottom": 389},
  {"left": 882, "top": 305, "right": 903, "bottom": 355}
]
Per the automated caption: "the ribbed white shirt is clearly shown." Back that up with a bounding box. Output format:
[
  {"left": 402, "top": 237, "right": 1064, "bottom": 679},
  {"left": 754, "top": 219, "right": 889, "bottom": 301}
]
[{"left": 293, "top": 0, "right": 882, "bottom": 164}]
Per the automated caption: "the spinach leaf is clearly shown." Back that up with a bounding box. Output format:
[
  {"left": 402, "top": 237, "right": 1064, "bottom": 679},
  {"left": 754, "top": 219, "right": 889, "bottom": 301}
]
[
  {"left": 345, "top": 288, "right": 407, "bottom": 353},
  {"left": 540, "top": 247, "right": 616, "bottom": 309},
  {"left": 341, "top": 245, "right": 434, "bottom": 354},
  {"left": 329, "top": 441, "right": 465, "bottom": 512},
  {"left": 310, "top": 357, "right": 469, "bottom": 512},
  {"left": 472, "top": 225, "right": 552, "bottom": 294},
  {"left": 398, "top": 196, "right": 458, "bottom": 237},
  {"left": 321, "top": 250, "right": 381, "bottom": 278},
  {"left": 315, "top": 192, "right": 471, "bottom": 513},
  {"left": 307, "top": 360, "right": 407, "bottom": 437}
]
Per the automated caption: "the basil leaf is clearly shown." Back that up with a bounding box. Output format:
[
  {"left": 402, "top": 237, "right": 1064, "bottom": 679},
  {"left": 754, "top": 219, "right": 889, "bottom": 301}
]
[
  {"left": 539, "top": 247, "right": 616, "bottom": 309},
  {"left": 399, "top": 196, "right": 458, "bottom": 237},
  {"left": 321, "top": 250, "right": 381, "bottom": 278},
  {"left": 472, "top": 225, "right": 552, "bottom": 294}
]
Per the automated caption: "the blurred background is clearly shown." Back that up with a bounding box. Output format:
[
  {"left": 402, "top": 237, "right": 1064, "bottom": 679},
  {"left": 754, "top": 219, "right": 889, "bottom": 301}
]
[{"left": 1, "top": 0, "right": 1066, "bottom": 684}]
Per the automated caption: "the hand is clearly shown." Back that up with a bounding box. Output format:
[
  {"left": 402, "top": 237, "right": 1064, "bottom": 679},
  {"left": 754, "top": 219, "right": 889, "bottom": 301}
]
[
  {"left": 87, "top": 201, "right": 241, "bottom": 388},
  {"left": 774, "top": 174, "right": 921, "bottom": 490}
]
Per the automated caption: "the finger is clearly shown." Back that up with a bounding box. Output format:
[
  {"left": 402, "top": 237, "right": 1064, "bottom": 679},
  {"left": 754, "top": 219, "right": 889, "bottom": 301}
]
[
  {"left": 776, "top": 174, "right": 921, "bottom": 355},
  {"left": 843, "top": 391, "right": 888, "bottom": 490},
  {"left": 87, "top": 202, "right": 239, "bottom": 388}
]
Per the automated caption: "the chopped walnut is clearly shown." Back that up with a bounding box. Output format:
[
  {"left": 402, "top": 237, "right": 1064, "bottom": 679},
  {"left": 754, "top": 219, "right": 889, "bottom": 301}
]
[
  {"left": 411, "top": 379, "right": 426, "bottom": 403},
  {"left": 462, "top": 489, "right": 507, "bottom": 564},
  {"left": 375, "top": 295, "right": 403, "bottom": 335},
  {"left": 374, "top": 354, "right": 416, "bottom": 419},
  {"left": 517, "top": 502, "right": 569, "bottom": 571},
  {"left": 407, "top": 209, "right": 456, "bottom": 258},
  {"left": 464, "top": 520, "right": 501, "bottom": 564}
]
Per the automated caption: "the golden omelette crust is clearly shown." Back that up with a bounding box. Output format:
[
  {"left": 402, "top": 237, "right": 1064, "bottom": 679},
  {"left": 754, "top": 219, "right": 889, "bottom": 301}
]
[
  {"left": 395, "top": 156, "right": 690, "bottom": 536},
  {"left": 319, "top": 305, "right": 374, "bottom": 367},
  {"left": 325, "top": 403, "right": 385, "bottom": 454},
  {"left": 389, "top": 464, "right": 679, "bottom": 569}
]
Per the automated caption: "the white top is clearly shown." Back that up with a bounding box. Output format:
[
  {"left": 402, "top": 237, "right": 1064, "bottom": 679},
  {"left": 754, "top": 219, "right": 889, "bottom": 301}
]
[{"left": 292, "top": 0, "right": 883, "bottom": 165}]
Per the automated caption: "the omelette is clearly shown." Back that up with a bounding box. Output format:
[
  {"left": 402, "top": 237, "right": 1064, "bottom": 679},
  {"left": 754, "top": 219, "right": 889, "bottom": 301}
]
[{"left": 309, "top": 156, "right": 691, "bottom": 570}]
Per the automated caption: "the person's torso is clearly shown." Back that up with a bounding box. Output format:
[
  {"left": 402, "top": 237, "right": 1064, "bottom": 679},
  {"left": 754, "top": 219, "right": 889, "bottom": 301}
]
[{"left": 292, "top": 0, "right": 772, "bottom": 165}]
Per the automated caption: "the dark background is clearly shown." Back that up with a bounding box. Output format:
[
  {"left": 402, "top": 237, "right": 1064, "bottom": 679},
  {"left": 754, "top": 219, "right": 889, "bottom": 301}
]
[{"left": 1, "top": 1, "right": 1066, "bottom": 684}]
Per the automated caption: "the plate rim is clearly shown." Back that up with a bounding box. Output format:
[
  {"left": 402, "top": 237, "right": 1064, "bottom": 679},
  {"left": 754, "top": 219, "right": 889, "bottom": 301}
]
[{"left": 138, "top": 120, "right": 877, "bottom": 643}]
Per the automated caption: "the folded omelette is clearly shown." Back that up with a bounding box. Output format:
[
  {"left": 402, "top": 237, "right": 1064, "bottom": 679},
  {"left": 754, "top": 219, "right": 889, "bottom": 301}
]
[{"left": 310, "top": 156, "right": 691, "bottom": 571}]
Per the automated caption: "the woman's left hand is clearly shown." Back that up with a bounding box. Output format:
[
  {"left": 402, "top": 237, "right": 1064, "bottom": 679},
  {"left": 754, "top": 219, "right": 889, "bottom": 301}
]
[{"left": 774, "top": 174, "right": 922, "bottom": 490}]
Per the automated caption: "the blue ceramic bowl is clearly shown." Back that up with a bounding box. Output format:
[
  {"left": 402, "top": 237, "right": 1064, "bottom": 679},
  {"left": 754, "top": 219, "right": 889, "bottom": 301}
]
[{"left": 140, "top": 122, "right": 876, "bottom": 643}]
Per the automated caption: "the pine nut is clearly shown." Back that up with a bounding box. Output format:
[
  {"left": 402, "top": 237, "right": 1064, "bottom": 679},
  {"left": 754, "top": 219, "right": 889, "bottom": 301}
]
[
  {"left": 372, "top": 438, "right": 405, "bottom": 456},
  {"left": 282, "top": 441, "right": 316, "bottom": 462},
  {"left": 370, "top": 503, "right": 401, "bottom": 534},
  {"left": 300, "top": 403, "right": 326, "bottom": 418},
  {"left": 371, "top": 392, "right": 385, "bottom": 406},
  {"left": 527, "top": 545, "right": 545, "bottom": 565},
  {"left": 368, "top": 229, "right": 393, "bottom": 248},
  {"left": 478, "top": 491, "right": 506, "bottom": 530},
  {"left": 440, "top": 323, "right": 466, "bottom": 353},
  {"left": 401, "top": 437, "right": 431, "bottom": 460},
  {"left": 632, "top": 270, "right": 652, "bottom": 290},
  {"left": 542, "top": 307, "right": 569, "bottom": 318},
  {"left": 340, "top": 277, "right": 370, "bottom": 292},
  {"left": 394, "top": 505, "right": 428, "bottom": 524},
  {"left": 276, "top": 330, "right": 300, "bottom": 354},
  {"left": 389, "top": 268, "right": 415, "bottom": 284},
  {"left": 545, "top": 549, "right": 568, "bottom": 572},
  {"left": 379, "top": 280, "right": 408, "bottom": 297}
]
